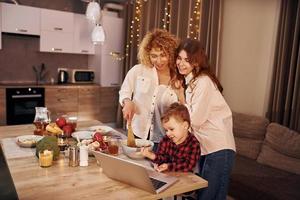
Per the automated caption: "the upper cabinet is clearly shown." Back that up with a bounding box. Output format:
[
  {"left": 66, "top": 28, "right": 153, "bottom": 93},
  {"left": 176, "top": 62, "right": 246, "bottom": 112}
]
[
  {"left": 73, "top": 14, "right": 95, "bottom": 55},
  {"left": 40, "top": 9, "right": 74, "bottom": 53},
  {"left": 0, "top": 4, "right": 2, "bottom": 50},
  {"left": 1, "top": 3, "right": 40, "bottom": 36}
]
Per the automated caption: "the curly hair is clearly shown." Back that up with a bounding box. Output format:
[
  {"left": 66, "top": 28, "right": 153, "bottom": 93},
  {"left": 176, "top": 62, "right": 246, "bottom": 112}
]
[{"left": 138, "top": 29, "right": 178, "bottom": 69}]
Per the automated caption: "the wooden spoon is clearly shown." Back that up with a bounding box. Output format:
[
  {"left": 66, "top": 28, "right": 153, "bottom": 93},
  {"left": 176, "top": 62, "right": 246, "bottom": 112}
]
[{"left": 127, "top": 123, "right": 136, "bottom": 147}]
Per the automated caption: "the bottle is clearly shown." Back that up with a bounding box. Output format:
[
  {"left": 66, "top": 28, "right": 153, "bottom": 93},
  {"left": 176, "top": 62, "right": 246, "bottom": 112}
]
[{"left": 79, "top": 145, "right": 89, "bottom": 167}]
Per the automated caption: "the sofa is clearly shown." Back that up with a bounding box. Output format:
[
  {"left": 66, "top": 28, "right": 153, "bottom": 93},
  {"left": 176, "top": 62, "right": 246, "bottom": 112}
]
[{"left": 228, "top": 112, "right": 300, "bottom": 200}]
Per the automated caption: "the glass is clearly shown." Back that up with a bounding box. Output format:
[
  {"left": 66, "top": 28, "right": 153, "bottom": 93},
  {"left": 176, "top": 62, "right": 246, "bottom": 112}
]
[
  {"left": 67, "top": 116, "right": 77, "bottom": 131},
  {"left": 39, "top": 150, "right": 53, "bottom": 168},
  {"left": 57, "top": 133, "right": 67, "bottom": 151},
  {"left": 33, "top": 107, "right": 51, "bottom": 136},
  {"left": 107, "top": 138, "right": 119, "bottom": 156}
]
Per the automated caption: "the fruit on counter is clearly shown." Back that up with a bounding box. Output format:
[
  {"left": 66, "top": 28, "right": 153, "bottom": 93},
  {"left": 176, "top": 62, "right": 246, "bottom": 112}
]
[
  {"left": 55, "top": 117, "right": 67, "bottom": 128},
  {"left": 36, "top": 136, "right": 60, "bottom": 160},
  {"left": 93, "top": 132, "right": 103, "bottom": 142},
  {"left": 62, "top": 124, "right": 73, "bottom": 137},
  {"left": 46, "top": 123, "right": 63, "bottom": 135}
]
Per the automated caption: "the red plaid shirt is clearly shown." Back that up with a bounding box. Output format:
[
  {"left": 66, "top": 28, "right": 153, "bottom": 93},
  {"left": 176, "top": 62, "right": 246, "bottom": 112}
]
[{"left": 153, "top": 132, "right": 201, "bottom": 172}]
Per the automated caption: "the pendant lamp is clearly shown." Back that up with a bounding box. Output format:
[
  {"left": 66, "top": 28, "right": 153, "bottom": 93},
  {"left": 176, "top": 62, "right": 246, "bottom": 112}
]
[
  {"left": 92, "top": 24, "right": 105, "bottom": 44},
  {"left": 86, "top": 0, "right": 101, "bottom": 23}
]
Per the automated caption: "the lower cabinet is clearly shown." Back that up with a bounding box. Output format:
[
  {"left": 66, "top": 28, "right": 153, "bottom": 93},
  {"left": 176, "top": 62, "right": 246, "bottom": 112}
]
[
  {"left": 98, "top": 87, "right": 119, "bottom": 123},
  {"left": 78, "top": 86, "right": 99, "bottom": 121},
  {"left": 0, "top": 89, "right": 6, "bottom": 125},
  {"left": 45, "top": 87, "right": 78, "bottom": 120},
  {"left": 45, "top": 86, "right": 119, "bottom": 123}
]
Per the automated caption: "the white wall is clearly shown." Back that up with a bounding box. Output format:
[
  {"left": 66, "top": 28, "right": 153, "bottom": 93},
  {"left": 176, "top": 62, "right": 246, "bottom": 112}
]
[{"left": 218, "top": 0, "right": 280, "bottom": 116}]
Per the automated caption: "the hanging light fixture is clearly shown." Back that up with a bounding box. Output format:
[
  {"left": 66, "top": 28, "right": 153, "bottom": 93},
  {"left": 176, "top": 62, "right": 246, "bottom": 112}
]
[
  {"left": 86, "top": 0, "right": 101, "bottom": 24},
  {"left": 91, "top": 24, "right": 105, "bottom": 44}
]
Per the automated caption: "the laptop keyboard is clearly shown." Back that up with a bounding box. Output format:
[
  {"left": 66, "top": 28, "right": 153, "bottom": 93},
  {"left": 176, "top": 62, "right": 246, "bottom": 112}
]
[{"left": 149, "top": 177, "right": 167, "bottom": 190}]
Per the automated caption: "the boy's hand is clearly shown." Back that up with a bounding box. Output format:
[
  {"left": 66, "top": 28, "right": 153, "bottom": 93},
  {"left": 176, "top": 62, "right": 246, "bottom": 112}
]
[
  {"left": 155, "top": 163, "right": 169, "bottom": 172},
  {"left": 141, "top": 147, "right": 155, "bottom": 160}
]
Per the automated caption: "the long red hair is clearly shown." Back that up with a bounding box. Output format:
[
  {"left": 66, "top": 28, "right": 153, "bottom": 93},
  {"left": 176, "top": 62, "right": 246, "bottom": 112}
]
[{"left": 175, "top": 38, "right": 223, "bottom": 92}]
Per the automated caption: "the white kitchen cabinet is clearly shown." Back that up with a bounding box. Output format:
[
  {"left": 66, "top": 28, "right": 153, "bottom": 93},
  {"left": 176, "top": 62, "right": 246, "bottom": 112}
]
[
  {"left": 88, "top": 11, "right": 124, "bottom": 87},
  {"left": 41, "top": 9, "right": 73, "bottom": 32},
  {"left": 40, "top": 9, "right": 74, "bottom": 54},
  {"left": 40, "top": 31, "right": 73, "bottom": 53},
  {"left": 0, "top": 4, "right": 2, "bottom": 50},
  {"left": 1, "top": 3, "right": 40, "bottom": 36},
  {"left": 73, "top": 14, "right": 95, "bottom": 55}
]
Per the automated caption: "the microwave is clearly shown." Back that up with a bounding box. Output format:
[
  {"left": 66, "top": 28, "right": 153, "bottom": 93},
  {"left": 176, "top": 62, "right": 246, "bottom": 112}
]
[{"left": 69, "top": 69, "right": 95, "bottom": 83}]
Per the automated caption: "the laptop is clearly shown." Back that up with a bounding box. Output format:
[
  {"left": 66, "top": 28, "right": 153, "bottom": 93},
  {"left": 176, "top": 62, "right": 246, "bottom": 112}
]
[{"left": 92, "top": 151, "right": 178, "bottom": 194}]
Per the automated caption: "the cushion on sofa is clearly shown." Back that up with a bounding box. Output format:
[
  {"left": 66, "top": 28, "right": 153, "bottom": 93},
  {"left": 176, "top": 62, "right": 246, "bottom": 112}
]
[
  {"left": 257, "top": 123, "right": 300, "bottom": 175},
  {"left": 232, "top": 112, "right": 269, "bottom": 140},
  {"left": 229, "top": 155, "right": 300, "bottom": 200},
  {"left": 234, "top": 137, "right": 263, "bottom": 159}
]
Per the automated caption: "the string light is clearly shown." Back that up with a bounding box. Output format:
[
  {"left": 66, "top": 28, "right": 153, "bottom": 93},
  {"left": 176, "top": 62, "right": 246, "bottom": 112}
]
[
  {"left": 125, "top": 0, "right": 143, "bottom": 57},
  {"left": 188, "top": 0, "right": 202, "bottom": 39},
  {"left": 162, "top": 0, "right": 172, "bottom": 30}
]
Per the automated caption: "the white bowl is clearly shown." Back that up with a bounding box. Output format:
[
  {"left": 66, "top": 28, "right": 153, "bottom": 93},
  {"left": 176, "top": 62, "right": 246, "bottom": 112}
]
[{"left": 121, "top": 139, "right": 154, "bottom": 159}]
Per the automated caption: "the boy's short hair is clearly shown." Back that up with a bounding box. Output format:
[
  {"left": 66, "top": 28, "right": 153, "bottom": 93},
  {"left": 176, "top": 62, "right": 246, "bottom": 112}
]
[{"left": 161, "top": 103, "right": 191, "bottom": 125}]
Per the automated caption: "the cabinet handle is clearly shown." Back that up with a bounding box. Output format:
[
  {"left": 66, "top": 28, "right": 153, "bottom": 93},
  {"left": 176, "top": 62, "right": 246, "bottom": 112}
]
[
  {"left": 52, "top": 48, "right": 62, "bottom": 51},
  {"left": 110, "top": 83, "right": 120, "bottom": 86},
  {"left": 16, "top": 28, "right": 28, "bottom": 33},
  {"left": 54, "top": 27, "right": 63, "bottom": 31},
  {"left": 81, "top": 50, "right": 89, "bottom": 53}
]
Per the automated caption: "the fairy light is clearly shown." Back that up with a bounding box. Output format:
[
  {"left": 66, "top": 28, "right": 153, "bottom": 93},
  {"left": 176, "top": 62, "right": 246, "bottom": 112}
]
[
  {"left": 125, "top": 0, "right": 143, "bottom": 57},
  {"left": 162, "top": 0, "right": 172, "bottom": 30},
  {"left": 188, "top": 0, "right": 202, "bottom": 39}
]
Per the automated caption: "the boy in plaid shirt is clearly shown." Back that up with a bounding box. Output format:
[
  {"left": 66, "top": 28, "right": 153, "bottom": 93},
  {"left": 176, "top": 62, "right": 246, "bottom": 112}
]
[{"left": 141, "top": 102, "right": 200, "bottom": 172}]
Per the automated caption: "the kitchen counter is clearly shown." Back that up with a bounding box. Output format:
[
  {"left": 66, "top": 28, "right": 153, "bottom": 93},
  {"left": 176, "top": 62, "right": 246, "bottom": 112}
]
[
  {"left": 0, "top": 82, "right": 103, "bottom": 88},
  {"left": 0, "top": 121, "right": 208, "bottom": 200}
]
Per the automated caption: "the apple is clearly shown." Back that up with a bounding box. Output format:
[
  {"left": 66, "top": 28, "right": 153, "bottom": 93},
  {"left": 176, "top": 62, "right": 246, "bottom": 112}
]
[
  {"left": 62, "top": 124, "right": 73, "bottom": 137},
  {"left": 56, "top": 117, "right": 67, "bottom": 128},
  {"left": 93, "top": 132, "right": 103, "bottom": 142}
]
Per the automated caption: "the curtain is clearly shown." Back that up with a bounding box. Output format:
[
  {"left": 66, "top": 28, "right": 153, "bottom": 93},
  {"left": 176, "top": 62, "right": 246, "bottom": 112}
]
[
  {"left": 267, "top": 0, "right": 300, "bottom": 132},
  {"left": 116, "top": 0, "right": 222, "bottom": 128}
]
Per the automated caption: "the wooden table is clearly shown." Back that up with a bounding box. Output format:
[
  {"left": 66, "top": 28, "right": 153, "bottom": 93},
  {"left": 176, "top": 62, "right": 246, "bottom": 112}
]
[{"left": 0, "top": 121, "right": 208, "bottom": 200}]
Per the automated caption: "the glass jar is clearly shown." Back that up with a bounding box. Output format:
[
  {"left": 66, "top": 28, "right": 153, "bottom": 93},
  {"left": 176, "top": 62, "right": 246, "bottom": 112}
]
[{"left": 33, "top": 107, "right": 51, "bottom": 136}]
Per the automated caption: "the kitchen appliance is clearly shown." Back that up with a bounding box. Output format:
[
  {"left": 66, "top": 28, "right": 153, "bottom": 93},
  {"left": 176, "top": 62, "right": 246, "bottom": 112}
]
[
  {"left": 69, "top": 69, "right": 95, "bottom": 83},
  {"left": 6, "top": 87, "right": 45, "bottom": 125},
  {"left": 57, "top": 68, "right": 69, "bottom": 84}
]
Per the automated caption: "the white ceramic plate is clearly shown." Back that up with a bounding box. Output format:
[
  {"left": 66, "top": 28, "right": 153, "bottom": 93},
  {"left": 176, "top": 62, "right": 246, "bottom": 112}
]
[
  {"left": 87, "top": 125, "right": 114, "bottom": 133},
  {"left": 72, "top": 131, "right": 94, "bottom": 140},
  {"left": 16, "top": 135, "right": 43, "bottom": 148}
]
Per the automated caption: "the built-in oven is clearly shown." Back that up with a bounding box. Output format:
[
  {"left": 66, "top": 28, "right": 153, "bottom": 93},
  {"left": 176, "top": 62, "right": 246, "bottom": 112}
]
[{"left": 6, "top": 87, "right": 45, "bottom": 125}]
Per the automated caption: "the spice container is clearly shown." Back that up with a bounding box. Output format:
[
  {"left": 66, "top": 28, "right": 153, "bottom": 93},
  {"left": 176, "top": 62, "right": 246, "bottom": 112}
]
[
  {"left": 79, "top": 145, "right": 89, "bottom": 167},
  {"left": 69, "top": 146, "right": 79, "bottom": 167}
]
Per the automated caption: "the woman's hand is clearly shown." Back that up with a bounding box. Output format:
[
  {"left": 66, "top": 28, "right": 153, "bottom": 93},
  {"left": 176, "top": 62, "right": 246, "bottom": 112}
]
[
  {"left": 122, "top": 99, "right": 136, "bottom": 123},
  {"left": 174, "top": 80, "right": 186, "bottom": 104}
]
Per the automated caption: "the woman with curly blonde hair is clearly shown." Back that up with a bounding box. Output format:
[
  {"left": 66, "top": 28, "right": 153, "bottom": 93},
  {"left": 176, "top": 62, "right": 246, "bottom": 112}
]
[{"left": 119, "top": 29, "right": 179, "bottom": 150}]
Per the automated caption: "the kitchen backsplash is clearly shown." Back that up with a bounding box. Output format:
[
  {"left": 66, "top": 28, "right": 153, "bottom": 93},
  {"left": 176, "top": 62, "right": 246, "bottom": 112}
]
[
  {"left": 0, "top": 0, "right": 88, "bottom": 84},
  {"left": 0, "top": 33, "right": 88, "bottom": 84}
]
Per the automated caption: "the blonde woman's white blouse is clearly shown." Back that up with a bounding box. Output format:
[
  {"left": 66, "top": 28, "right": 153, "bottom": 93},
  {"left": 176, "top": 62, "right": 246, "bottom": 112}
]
[
  {"left": 185, "top": 73, "right": 236, "bottom": 155},
  {"left": 119, "top": 64, "right": 178, "bottom": 141}
]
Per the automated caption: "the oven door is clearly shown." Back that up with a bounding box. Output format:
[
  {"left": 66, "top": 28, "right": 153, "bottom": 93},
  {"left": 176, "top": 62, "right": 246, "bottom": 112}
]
[{"left": 6, "top": 88, "right": 45, "bottom": 125}]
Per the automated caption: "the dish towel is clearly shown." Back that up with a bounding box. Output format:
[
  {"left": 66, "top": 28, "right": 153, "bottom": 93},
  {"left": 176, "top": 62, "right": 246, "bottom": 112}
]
[{"left": 1, "top": 138, "right": 35, "bottom": 159}]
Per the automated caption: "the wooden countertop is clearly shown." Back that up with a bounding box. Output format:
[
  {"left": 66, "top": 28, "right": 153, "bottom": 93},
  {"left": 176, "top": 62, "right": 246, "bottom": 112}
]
[
  {"left": 0, "top": 121, "right": 208, "bottom": 200},
  {"left": 0, "top": 83, "right": 103, "bottom": 89}
]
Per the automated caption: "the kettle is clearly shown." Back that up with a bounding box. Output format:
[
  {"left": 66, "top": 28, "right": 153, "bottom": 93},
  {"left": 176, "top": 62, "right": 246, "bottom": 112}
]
[{"left": 57, "top": 68, "right": 68, "bottom": 84}]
